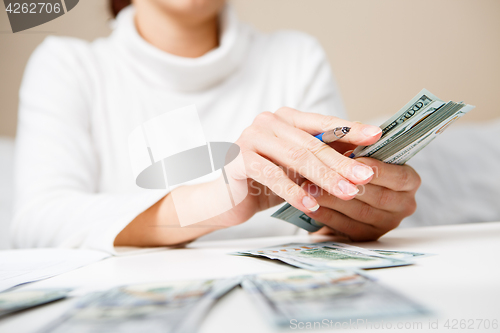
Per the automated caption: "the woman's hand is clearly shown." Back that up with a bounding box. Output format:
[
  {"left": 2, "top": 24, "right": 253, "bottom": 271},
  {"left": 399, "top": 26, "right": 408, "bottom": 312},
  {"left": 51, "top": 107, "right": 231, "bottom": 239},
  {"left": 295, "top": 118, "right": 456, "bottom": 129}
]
[
  {"left": 303, "top": 157, "right": 421, "bottom": 241},
  {"left": 216, "top": 107, "right": 384, "bottom": 228},
  {"left": 116, "top": 107, "right": 418, "bottom": 247}
]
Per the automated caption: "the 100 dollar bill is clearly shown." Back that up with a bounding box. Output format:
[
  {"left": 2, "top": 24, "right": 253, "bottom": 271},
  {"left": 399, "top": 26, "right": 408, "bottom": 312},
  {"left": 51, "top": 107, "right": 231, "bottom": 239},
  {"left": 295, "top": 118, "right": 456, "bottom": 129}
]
[
  {"left": 41, "top": 278, "right": 240, "bottom": 333},
  {"left": 353, "top": 100, "right": 445, "bottom": 159},
  {"left": 234, "top": 241, "right": 412, "bottom": 270},
  {"left": 242, "top": 269, "right": 429, "bottom": 327},
  {"left": 272, "top": 89, "right": 474, "bottom": 231},
  {"left": 271, "top": 203, "right": 324, "bottom": 232}
]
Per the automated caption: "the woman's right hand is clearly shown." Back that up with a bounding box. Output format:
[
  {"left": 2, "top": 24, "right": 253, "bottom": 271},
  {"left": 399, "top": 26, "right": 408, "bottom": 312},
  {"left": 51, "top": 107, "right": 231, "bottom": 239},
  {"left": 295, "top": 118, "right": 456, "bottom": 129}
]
[
  {"left": 216, "top": 107, "right": 383, "bottom": 227},
  {"left": 116, "top": 107, "right": 383, "bottom": 247}
]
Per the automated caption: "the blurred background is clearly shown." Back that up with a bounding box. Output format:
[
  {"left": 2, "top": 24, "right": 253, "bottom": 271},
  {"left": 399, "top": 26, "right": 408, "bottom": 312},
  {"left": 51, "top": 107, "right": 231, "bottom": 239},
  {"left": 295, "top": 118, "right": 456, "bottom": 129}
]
[
  {"left": 1, "top": 0, "right": 499, "bottom": 138},
  {"left": 0, "top": 0, "right": 499, "bottom": 247}
]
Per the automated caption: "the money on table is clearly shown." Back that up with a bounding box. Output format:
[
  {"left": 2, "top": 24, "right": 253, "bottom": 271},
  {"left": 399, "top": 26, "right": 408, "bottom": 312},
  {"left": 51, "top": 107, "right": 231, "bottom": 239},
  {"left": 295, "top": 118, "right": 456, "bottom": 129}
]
[
  {"left": 232, "top": 241, "right": 416, "bottom": 270},
  {"left": 273, "top": 88, "right": 475, "bottom": 231},
  {"left": 0, "top": 289, "right": 70, "bottom": 317},
  {"left": 41, "top": 278, "right": 240, "bottom": 333},
  {"left": 3, "top": 249, "right": 430, "bottom": 329},
  {"left": 241, "top": 269, "right": 429, "bottom": 327},
  {"left": 370, "top": 249, "right": 433, "bottom": 259}
]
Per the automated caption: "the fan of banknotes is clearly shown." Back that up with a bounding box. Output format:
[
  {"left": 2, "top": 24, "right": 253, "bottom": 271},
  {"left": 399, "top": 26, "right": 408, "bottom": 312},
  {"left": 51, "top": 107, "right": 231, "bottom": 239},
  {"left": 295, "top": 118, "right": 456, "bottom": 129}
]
[
  {"left": 242, "top": 269, "right": 429, "bottom": 327},
  {"left": 10, "top": 246, "right": 428, "bottom": 332},
  {"left": 1, "top": 243, "right": 432, "bottom": 331},
  {"left": 273, "top": 89, "right": 475, "bottom": 231},
  {"left": 38, "top": 278, "right": 242, "bottom": 333},
  {"left": 231, "top": 241, "right": 430, "bottom": 270}
]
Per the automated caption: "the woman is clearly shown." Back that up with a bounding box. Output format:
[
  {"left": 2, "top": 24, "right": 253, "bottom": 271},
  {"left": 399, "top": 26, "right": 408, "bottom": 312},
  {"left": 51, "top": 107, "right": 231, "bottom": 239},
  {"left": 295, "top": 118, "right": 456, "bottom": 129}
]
[{"left": 12, "top": 0, "right": 420, "bottom": 253}]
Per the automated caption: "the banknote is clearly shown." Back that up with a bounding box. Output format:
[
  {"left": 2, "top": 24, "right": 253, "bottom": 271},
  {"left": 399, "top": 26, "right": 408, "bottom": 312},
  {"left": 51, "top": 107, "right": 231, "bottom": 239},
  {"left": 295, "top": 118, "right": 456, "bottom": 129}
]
[
  {"left": 352, "top": 89, "right": 474, "bottom": 160},
  {"left": 354, "top": 100, "right": 447, "bottom": 159},
  {"left": 241, "top": 269, "right": 429, "bottom": 327},
  {"left": 41, "top": 278, "right": 240, "bottom": 333},
  {"left": 272, "top": 89, "right": 475, "bottom": 231},
  {"left": 371, "top": 249, "right": 433, "bottom": 259},
  {"left": 353, "top": 89, "right": 443, "bottom": 158},
  {"left": 271, "top": 204, "right": 324, "bottom": 232},
  {"left": 380, "top": 103, "right": 474, "bottom": 164},
  {"left": 377, "top": 89, "right": 440, "bottom": 137},
  {"left": 0, "top": 288, "right": 70, "bottom": 317},
  {"left": 233, "top": 241, "right": 413, "bottom": 270}
]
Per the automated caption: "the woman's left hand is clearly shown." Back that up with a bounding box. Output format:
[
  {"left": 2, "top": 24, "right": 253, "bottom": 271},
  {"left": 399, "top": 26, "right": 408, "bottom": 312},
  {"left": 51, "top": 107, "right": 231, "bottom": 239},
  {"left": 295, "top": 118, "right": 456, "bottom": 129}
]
[{"left": 303, "top": 157, "right": 421, "bottom": 241}]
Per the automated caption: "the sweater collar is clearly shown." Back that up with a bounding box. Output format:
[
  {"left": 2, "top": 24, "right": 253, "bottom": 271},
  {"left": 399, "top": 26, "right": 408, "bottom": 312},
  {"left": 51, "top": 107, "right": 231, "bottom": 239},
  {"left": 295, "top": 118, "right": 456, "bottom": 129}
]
[{"left": 111, "top": 5, "right": 250, "bottom": 92}]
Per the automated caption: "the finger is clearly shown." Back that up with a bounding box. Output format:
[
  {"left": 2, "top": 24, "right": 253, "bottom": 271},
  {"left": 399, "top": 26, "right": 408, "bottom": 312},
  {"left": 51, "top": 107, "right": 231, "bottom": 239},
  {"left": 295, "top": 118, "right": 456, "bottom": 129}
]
[
  {"left": 274, "top": 107, "right": 382, "bottom": 146},
  {"left": 305, "top": 207, "right": 384, "bottom": 241},
  {"left": 313, "top": 226, "right": 353, "bottom": 240},
  {"left": 283, "top": 164, "right": 306, "bottom": 185},
  {"left": 328, "top": 142, "right": 357, "bottom": 155},
  {"left": 355, "top": 158, "right": 422, "bottom": 192},
  {"left": 269, "top": 119, "right": 375, "bottom": 185},
  {"left": 354, "top": 183, "right": 407, "bottom": 212},
  {"left": 303, "top": 182, "right": 394, "bottom": 226},
  {"left": 251, "top": 134, "right": 359, "bottom": 200},
  {"left": 241, "top": 151, "right": 320, "bottom": 212},
  {"left": 312, "top": 226, "right": 333, "bottom": 235},
  {"left": 343, "top": 149, "right": 354, "bottom": 157}
]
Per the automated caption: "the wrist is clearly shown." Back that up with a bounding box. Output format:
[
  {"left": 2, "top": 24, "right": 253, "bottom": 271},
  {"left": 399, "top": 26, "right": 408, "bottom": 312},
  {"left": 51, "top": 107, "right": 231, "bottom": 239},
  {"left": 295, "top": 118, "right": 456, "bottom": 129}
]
[{"left": 159, "top": 180, "right": 235, "bottom": 229}]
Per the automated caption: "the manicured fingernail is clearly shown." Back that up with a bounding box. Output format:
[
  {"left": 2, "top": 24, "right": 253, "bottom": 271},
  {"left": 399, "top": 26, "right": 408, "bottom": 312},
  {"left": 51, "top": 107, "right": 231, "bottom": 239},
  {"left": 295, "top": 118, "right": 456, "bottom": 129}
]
[
  {"left": 353, "top": 165, "right": 374, "bottom": 181},
  {"left": 362, "top": 126, "right": 382, "bottom": 137},
  {"left": 338, "top": 180, "right": 359, "bottom": 196},
  {"left": 304, "top": 184, "right": 321, "bottom": 198},
  {"left": 302, "top": 196, "right": 319, "bottom": 212}
]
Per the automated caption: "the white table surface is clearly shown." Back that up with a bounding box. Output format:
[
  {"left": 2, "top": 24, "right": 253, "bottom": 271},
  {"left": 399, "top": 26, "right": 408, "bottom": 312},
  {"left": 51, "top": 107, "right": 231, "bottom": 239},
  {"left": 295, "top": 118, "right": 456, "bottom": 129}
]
[{"left": 1, "top": 222, "right": 499, "bottom": 333}]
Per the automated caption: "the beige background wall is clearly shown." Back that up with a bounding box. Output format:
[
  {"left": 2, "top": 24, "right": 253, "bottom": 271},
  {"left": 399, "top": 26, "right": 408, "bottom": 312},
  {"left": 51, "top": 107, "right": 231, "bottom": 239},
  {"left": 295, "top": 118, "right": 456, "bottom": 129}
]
[{"left": 1, "top": 0, "right": 499, "bottom": 137}]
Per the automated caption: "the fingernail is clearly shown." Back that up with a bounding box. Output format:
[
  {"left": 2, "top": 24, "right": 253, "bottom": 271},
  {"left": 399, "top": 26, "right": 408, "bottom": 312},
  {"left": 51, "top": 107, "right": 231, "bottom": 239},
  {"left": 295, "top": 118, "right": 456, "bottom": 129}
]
[
  {"left": 352, "top": 165, "right": 374, "bottom": 181},
  {"left": 338, "top": 180, "right": 359, "bottom": 196},
  {"left": 362, "top": 126, "right": 382, "bottom": 137},
  {"left": 302, "top": 196, "right": 320, "bottom": 212},
  {"left": 304, "top": 184, "right": 321, "bottom": 198}
]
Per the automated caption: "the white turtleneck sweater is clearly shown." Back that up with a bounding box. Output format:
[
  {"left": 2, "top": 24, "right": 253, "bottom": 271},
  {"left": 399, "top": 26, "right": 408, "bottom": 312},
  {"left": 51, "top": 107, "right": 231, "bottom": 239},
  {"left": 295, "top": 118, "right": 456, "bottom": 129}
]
[{"left": 12, "top": 6, "right": 346, "bottom": 253}]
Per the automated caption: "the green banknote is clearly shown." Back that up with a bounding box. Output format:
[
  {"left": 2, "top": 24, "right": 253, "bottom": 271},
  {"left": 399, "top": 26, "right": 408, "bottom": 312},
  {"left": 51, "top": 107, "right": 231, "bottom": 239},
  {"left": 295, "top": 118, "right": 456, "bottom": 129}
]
[
  {"left": 41, "top": 278, "right": 240, "bottom": 333},
  {"left": 233, "top": 241, "right": 414, "bottom": 270},
  {"left": 371, "top": 249, "right": 433, "bottom": 259},
  {"left": 272, "top": 89, "right": 475, "bottom": 231},
  {"left": 0, "top": 289, "right": 70, "bottom": 317},
  {"left": 241, "top": 269, "right": 429, "bottom": 327}
]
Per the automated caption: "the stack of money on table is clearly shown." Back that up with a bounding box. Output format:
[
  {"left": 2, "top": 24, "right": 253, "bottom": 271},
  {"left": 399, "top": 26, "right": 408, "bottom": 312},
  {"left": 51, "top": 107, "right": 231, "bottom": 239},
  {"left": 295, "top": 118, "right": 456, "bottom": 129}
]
[
  {"left": 32, "top": 244, "right": 430, "bottom": 331},
  {"left": 273, "top": 89, "right": 475, "bottom": 231},
  {"left": 232, "top": 242, "right": 432, "bottom": 326},
  {"left": 1, "top": 242, "right": 432, "bottom": 331}
]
